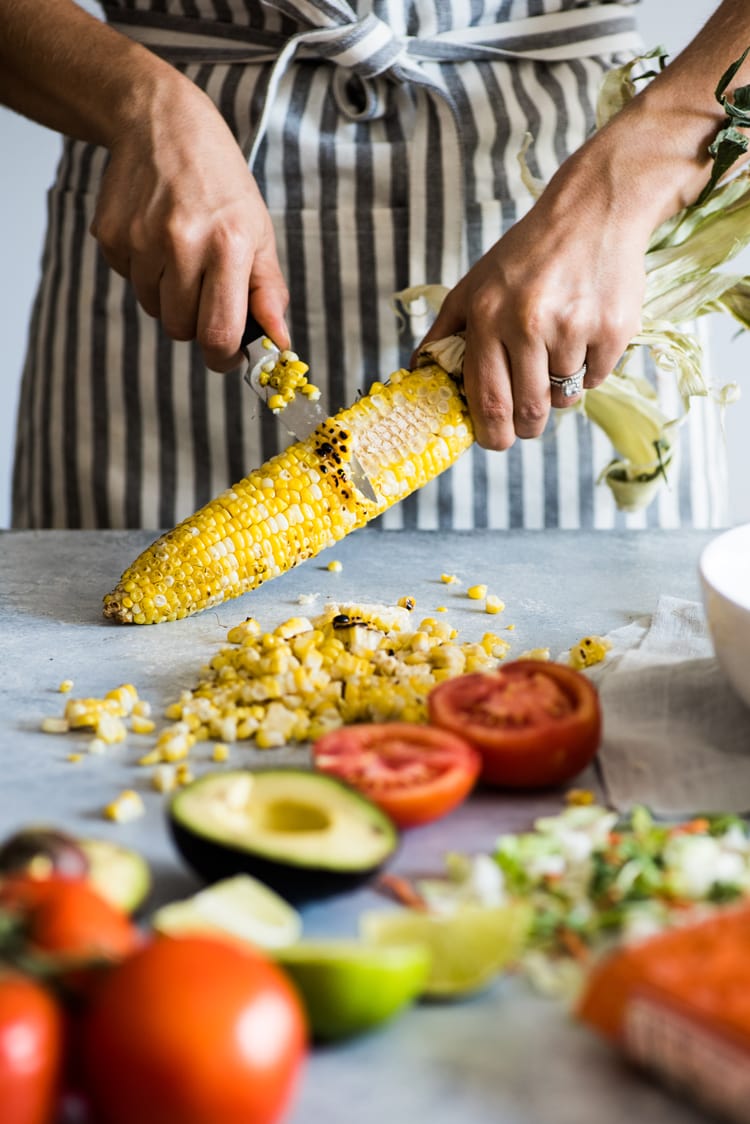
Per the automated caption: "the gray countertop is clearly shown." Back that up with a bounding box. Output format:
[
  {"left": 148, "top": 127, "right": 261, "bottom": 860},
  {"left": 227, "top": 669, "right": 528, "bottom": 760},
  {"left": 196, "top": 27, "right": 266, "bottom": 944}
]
[{"left": 0, "top": 527, "right": 717, "bottom": 1124}]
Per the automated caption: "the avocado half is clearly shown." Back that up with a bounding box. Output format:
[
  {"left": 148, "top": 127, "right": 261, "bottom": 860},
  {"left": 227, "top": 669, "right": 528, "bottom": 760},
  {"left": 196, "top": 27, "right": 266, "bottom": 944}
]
[{"left": 168, "top": 769, "right": 399, "bottom": 904}]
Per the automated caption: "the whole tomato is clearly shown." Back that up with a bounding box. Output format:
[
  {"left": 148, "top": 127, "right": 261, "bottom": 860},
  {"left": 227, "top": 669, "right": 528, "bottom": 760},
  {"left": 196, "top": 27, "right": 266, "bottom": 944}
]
[
  {"left": 0, "top": 876, "right": 141, "bottom": 962},
  {"left": 81, "top": 934, "right": 307, "bottom": 1124},
  {"left": 0, "top": 972, "right": 63, "bottom": 1124}
]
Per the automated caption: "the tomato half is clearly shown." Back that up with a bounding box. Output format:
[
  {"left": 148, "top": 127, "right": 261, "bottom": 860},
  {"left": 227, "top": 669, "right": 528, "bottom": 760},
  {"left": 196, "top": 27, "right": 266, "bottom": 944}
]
[
  {"left": 81, "top": 934, "right": 307, "bottom": 1124},
  {"left": 427, "top": 659, "right": 602, "bottom": 789},
  {"left": 312, "top": 722, "right": 481, "bottom": 828},
  {"left": 0, "top": 973, "right": 64, "bottom": 1124}
]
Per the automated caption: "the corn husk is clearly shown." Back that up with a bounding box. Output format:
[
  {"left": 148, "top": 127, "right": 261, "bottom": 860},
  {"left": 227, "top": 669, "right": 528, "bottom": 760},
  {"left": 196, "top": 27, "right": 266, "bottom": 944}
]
[{"left": 397, "top": 51, "right": 750, "bottom": 513}]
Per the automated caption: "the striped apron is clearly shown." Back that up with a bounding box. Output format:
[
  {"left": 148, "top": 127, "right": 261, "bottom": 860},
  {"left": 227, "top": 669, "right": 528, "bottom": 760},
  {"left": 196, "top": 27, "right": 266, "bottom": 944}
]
[{"left": 11, "top": 0, "right": 729, "bottom": 531}]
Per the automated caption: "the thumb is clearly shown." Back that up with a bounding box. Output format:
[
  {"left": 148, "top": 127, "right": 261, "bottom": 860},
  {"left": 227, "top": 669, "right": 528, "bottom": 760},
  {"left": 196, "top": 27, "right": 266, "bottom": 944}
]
[{"left": 410, "top": 285, "right": 466, "bottom": 367}]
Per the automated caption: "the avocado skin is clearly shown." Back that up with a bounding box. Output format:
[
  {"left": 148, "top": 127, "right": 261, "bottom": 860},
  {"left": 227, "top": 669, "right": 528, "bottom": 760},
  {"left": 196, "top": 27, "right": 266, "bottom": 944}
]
[
  {"left": 167, "top": 768, "right": 399, "bottom": 905},
  {"left": 168, "top": 817, "right": 394, "bottom": 904}
]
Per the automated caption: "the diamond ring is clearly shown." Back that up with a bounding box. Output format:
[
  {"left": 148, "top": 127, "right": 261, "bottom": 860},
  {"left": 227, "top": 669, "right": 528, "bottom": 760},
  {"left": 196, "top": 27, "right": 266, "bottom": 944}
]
[{"left": 549, "top": 364, "right": 587, "bottom": 398}]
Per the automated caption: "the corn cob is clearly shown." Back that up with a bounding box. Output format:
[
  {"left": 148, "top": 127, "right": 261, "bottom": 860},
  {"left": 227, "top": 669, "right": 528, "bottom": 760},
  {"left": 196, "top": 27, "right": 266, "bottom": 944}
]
[{"left": 103, "top": 365, "right": 474, "bottom": 624}]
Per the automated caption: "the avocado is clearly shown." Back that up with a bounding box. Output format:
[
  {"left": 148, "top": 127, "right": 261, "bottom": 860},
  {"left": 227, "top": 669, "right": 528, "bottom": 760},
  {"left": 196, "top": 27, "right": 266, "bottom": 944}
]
[
  {"left": 79, "top": 838, "right": 152, "bottom": 915},
  {"left": 0, "top": 827, "right": 151, "bottom": 915},
  {"left": 168, "top": 769, "right": 399, "bottom": 904}
]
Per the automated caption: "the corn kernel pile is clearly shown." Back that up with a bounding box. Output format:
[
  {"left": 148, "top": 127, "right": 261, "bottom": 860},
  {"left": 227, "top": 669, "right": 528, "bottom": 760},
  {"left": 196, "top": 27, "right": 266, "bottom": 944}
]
[
  {"left": 41, "top": 587, "right": 615, "bottom": 823},
  {"left": 160, "top": 601, "right": 512, "bottom": 750},
  {"left": 41, "top": 682, "right": 154, "bottom": 748}
]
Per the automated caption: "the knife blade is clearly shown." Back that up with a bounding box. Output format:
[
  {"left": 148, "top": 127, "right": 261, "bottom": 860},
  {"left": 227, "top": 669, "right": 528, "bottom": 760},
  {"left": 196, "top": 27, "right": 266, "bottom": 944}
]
[{"left": 241, "top": 313, "right": 378, "bottom": 503}]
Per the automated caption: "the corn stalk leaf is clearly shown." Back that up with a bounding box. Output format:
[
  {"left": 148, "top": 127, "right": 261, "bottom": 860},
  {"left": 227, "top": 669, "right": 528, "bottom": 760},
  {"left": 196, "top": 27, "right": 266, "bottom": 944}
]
[
  {"left": 695, "top": 46, "right": 750, "bottom": 204},
  {"left": 595, "top": 46, "right": 668, "bottom": 129},
  {"left": 704, "top": 278, "right": 750, "bottom": 329}
]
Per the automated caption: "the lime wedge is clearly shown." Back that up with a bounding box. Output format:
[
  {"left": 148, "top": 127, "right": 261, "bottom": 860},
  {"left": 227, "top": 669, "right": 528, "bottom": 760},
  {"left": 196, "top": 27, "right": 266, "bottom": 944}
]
[
  {"left": 359, "top": 902, "right": 532, "bottom": 1000},
  {"left": 151, "top": 874, "right": 302, "bottom": 950},
  {"left": 276, "top": 940, "right": 431, "bottom": 1041}
]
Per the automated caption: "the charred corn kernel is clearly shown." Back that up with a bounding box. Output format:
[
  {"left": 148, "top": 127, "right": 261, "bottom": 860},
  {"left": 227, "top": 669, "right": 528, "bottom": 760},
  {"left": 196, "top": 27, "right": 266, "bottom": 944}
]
[
  {"left": 326, "top": 560, "right": 343, "bottom": 573},
  {"left": 41, "top": 717, "right": 70, "bottom": 734},
  {"left": 58, "top": 679, "right": 74, "bottom": 694},
  {"left": 467, "top": 584, "right": 488, "bottom": 600},
  {"left": 274, "top": 617, "right": 313, "bottom": 640},
  {"left": 257, "top": 348, "right": 320, "bottom": 411},
  {"left": 485, "top": 595, "right": 505, "bottom": 615},
  {"left": 104, "top": 789, "right": 145, "bottom": 823},
  {"left": 131, "top": 714, "right": 156, "bottom": 735},
  {"left": 398, "top": 596, "right": 416, "bottom": 610},
  {"left": 211, "top": 743, "right": 230, "bottom": 763},
  {"left": 66, "top": 753, "right": 83, "bottom": 764},
  {"left": 568, "top": 634, "right": 613, "bottom": 669},
  {"left": 151, "top": 764, "right": 178, "bottom": 793},
  {"left": 103, "top": 365, "right": 473, "bottom": 624},
  {"left": 440, "top": 573, "right": 458, "bottom": 585},
  {"left": 227, "top": 617, "right": 262, "bottom": 644}
]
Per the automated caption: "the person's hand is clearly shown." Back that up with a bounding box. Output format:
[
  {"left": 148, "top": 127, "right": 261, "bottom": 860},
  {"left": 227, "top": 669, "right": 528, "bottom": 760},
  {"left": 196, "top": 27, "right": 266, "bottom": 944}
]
[
  {"left": 418, "top": 150, "right": 651, "bottom": 450},
  {"left": 90, "top": 77, "right": 289, "bottom": 371}
]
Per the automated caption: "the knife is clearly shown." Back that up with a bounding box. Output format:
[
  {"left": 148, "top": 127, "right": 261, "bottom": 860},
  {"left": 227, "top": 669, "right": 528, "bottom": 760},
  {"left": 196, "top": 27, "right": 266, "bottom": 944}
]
[{"left": 241, "top": 313, "right": 378, "bottom": 503}]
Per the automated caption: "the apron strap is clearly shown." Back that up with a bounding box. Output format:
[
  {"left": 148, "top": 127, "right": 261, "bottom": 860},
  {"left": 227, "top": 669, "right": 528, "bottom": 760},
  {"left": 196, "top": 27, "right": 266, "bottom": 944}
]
[{"left": 106, "top": 3, "right": 641, "bottom": 294}]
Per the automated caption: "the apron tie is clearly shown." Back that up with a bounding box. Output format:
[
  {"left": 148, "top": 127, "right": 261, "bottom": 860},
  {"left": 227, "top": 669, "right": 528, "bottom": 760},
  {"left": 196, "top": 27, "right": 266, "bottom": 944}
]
[{"left": 106, "top": 3, "right": 641, "bottom": 281}]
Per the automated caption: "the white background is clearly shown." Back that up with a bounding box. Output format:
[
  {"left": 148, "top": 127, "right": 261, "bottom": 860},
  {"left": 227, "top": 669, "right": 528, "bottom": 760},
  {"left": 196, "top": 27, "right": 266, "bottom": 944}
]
[{"left": 1, "top": 0, "right": 748, "bottom": 528}]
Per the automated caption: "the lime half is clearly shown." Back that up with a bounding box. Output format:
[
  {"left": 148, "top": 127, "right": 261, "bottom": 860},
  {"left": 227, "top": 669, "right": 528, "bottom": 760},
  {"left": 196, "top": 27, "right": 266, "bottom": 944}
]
[
  {"left": 151, "top": 874, "right": 302, "bottom": 950},
  {"left": 359, "top": 902, "right": 531, "bottom": 1000},
  {"left": 276, "top": 940, "right": 431, "bottom": 1041}
]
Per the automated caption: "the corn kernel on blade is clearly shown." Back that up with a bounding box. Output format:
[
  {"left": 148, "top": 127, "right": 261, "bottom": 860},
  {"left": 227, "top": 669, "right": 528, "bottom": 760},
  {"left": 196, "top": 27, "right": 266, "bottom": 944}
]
[{"left": 243, "top": 341, "right": 377, "bottom": 504}]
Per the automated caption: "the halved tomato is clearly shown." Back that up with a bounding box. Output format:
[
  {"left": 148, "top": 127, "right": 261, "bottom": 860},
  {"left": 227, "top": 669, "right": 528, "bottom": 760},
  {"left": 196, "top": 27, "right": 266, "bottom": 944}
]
[
  {"left": 312, "top": 723, "right": 481, "bottom": 828},
  {"left": 427, "top": 659, "right": 602, "bottom": 790}
]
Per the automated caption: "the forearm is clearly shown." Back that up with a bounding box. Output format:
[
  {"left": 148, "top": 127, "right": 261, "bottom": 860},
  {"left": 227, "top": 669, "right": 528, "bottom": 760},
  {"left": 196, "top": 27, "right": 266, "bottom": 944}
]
[
  {"left": 549, "top": 0, "right": 750, "bottom": 241},
  {"left": 0, "top": 0, "right": 197, "bottom": 147}
]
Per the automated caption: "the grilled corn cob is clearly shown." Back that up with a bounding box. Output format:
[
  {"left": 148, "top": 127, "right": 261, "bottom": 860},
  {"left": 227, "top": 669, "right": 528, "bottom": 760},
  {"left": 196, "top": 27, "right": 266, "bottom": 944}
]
[{"left": 103, "top": 365, "right": 473, "bottom": 624}]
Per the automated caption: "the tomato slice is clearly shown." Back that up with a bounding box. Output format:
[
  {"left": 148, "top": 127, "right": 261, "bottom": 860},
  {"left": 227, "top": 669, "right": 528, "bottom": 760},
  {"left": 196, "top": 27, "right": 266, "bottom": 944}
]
[
  {"left": 312, "top": 723, "right": 481, "bottom": 828},
  {"left": 427, "top": 659, "right": 602, "bottom": 790}
]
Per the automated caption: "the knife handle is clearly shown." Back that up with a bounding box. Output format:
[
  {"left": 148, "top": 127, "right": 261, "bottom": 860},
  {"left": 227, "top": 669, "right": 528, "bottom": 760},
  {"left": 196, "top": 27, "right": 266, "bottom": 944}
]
[{"left": 241, "top": 309, "right": 267, "bottom": 351}]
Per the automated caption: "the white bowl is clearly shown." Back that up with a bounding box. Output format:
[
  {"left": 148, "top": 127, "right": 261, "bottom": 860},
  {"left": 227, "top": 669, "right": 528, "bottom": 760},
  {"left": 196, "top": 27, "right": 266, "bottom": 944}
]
[{"left": 699, "top": 522, "right": 750, "bottom": 709}]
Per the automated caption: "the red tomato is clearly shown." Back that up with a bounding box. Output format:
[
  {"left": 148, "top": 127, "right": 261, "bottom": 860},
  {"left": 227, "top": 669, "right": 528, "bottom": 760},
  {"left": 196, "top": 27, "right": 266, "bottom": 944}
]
[
  {"left": 427, "top": 659, "right": 602, "bottom": 789},
  {"left": 0, "top": 876, "right": 141, "bottom": 962},
  {"left": 0, "top": 973, "right": 64, "bottom": 1124},
  {"left": 81, "top": 935, "right": 307, "bottom": 1124},
  {"left": 312, "top": 722, "right": 481, "bottom": 828}
]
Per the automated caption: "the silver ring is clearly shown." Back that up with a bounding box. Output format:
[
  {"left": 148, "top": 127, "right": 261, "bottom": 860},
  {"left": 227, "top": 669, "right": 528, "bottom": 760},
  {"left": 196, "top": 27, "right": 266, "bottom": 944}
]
[{"left": 549, "top": 363, "right": 586, "bottom": 398}]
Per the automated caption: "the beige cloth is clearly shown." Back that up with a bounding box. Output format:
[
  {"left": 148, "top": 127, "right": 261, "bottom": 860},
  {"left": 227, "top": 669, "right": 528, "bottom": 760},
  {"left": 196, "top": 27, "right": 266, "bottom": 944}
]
[{"left": 586, "top": 596, "right": 750, "bottom": 815}]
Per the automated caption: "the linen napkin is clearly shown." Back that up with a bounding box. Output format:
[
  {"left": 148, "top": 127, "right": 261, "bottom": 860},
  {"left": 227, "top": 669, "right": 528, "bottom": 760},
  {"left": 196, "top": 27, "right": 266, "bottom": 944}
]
[{"left": 586, "top": 595, "right": 750, "bottom": 815}]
